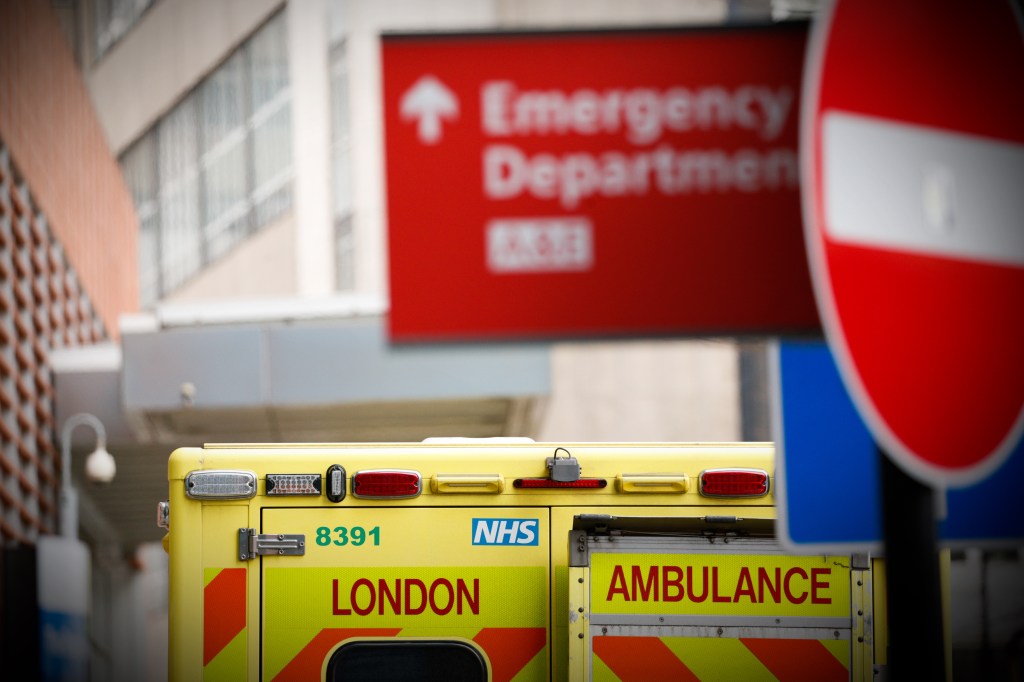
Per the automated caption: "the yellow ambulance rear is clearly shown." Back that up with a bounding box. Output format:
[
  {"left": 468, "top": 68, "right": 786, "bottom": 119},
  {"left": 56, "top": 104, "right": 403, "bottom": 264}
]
[{"left": 161, "top": 441, "right": 886, "bottom": 680}]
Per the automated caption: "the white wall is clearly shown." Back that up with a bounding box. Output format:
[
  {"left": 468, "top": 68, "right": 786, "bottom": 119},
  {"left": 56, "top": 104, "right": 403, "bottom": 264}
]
[
  {"left": 165, "top": 214, "right": 298, "bottom": 302},
  {"left": 537, "top": 340, "right": 741, "bottom": 442},
  {"left": 288, "top": 0, "right": 334, "bottom": 295},
  {"left": 495, "top": 0, "right": 726, "bottom": 26},
  {"left": 338, "top": 0, "right": 503, "bottom": 299}
]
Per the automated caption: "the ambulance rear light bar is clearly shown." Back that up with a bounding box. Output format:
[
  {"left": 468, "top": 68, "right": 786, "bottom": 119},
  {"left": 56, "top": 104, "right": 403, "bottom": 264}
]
[
  {"left": 698, "top": 468, "right": 770, "bottom": 498},
  {"left": 185, "top": 470, "right": 257, "bottom": 500},
  {"left": 513, "top": 478, "right": 607, "bottom": 489},
  {"left": 352, "top": 470, "right": 422, "bottom": 499}
]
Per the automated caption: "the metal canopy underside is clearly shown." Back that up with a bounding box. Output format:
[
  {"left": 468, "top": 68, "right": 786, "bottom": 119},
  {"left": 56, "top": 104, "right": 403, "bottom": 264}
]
[{"left": 52, "top": 311, "right": 550, "bottom": 550}]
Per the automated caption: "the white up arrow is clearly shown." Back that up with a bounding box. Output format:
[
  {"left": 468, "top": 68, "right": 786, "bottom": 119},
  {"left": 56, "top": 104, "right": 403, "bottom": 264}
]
[{"left": 400, "top": 75, "right": 459, "bottom": 145}]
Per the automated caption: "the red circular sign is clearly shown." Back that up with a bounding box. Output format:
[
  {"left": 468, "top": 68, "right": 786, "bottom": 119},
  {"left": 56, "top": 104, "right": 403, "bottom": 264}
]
[{"left": 802, "top": 0, "right": 1024, "bottom": 486}]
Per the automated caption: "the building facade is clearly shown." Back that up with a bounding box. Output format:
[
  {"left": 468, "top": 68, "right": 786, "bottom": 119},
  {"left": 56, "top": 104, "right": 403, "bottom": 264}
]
[
  {"left": 61, "top": 3, "right": 752, "bottom": 677},
  {"left": 0, "top": 1, "right": 140, "bottom": 676},
  {"left": 17, "top": 1, "right": 1021, "bottom": 681}
]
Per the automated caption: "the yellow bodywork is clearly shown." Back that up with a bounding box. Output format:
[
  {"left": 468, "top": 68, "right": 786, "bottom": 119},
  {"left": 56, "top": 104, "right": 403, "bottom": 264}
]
[{"left": 164, "top": 441, "right": 885, "bottom": 681}]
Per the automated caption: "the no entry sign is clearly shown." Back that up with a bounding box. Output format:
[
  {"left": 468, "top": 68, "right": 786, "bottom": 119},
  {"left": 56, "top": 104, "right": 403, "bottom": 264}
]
[
  {"left": 383, "top": 25, "right": 818, "bottom": 342},
  {"left": 802, "top": 0, "right": 1024, "bottom": 486}
]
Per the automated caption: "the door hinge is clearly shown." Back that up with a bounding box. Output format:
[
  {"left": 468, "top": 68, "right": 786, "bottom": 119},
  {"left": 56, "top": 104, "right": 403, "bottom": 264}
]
[
  {"left": 569, "top": 530, "right": 589, "bottom": 567},
  {"left": 238, "top": 528, "right": 305, "bottom": 561}
]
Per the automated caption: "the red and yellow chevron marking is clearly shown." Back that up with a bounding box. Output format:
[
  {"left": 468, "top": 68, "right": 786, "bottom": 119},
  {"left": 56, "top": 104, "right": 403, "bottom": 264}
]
[
  {"left": 272, "top": 628, "right": 401, "bottom": 681},
  {"left": 268, "top": 627, "right": 547, "bottom": 682},
  {"left": 593, "top": 635, "right": 849, "bottom": 681},
  {"left": 472, "top": 627, "right": 547, "bottom": 681},
  {"left": 203, "top": 568, "right": 247, "bottom": 677}
]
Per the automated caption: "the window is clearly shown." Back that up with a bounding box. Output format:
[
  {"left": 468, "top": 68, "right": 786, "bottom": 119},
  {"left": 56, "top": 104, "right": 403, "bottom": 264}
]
[
  {"left": 120, "top": 12, "right": 292, "bottom": 307},
  {"left": 94, "top": 0, "right": 155, "bottom": 59},
  {"left": 324, "top": 641, "right": 488, "bottom": 682}
]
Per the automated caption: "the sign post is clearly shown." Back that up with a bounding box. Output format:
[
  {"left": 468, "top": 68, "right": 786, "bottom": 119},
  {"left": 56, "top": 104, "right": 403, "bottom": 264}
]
[{"left": 801, "top": 0, "right": 1024, "bottom": 676}]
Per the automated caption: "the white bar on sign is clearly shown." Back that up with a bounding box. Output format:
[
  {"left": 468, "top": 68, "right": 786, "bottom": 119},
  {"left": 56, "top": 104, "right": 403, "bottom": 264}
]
[
  {"left": 823, "top": 111, "right": 1024, "bottom": 266},
  {"left": 487, "top": 217, "right": 594, "bottom": 273}
]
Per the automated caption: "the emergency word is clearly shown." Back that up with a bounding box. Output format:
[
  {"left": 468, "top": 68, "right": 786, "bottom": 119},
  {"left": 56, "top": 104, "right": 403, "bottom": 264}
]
[{"left": 480, "top": 80, "right": 797, "bottom": 209}]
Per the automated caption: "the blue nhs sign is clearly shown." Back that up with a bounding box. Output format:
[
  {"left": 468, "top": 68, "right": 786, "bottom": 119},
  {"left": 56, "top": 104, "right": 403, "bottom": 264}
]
[{"left": 472, "top": 518, "right": 539, "bottom": 546}]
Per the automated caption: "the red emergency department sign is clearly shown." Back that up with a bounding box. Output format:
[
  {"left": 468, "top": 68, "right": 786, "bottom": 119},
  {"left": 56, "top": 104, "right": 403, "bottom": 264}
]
[
  {"left": 383, "top": 25, "right": 818, "bottom": 341},
  {"left": 802, "top": 0, "right": 1024, "bottom": 486}
]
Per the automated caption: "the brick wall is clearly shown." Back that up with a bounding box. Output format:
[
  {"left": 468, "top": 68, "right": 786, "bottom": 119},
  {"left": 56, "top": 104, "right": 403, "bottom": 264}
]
[
  {"left": 0, "top": 0, "right": 139, "bottom": 542},
  {"left": 0, "top": 0, "right": 139, "bottom": 337},
  {"left": 0, "top": 143, "right": 111, "bottom": 541}
]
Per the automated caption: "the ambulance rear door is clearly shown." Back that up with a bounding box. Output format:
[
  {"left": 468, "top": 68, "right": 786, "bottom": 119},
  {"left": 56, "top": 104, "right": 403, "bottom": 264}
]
[
  {"left": 568, "top": 516, "right": 872, "bottom": 681},
  {"left": 258, "top": 506, "right": 550, "bottom": 681}
]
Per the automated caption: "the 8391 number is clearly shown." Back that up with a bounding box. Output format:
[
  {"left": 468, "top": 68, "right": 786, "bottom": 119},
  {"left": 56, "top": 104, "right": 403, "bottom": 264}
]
[{"left": 315, "top": 525, "right": 380, "bottom": 547}]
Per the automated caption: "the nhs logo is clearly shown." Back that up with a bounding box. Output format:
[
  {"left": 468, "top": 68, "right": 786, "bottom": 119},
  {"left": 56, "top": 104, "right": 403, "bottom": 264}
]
[{"left": 472, "top": 518, "right": 539, "bottom": 546}]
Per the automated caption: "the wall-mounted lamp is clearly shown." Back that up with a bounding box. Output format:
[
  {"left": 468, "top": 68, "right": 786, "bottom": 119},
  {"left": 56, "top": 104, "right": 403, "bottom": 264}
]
[{"left": 60, "top": 413, "right": 116, "bottom": 538}]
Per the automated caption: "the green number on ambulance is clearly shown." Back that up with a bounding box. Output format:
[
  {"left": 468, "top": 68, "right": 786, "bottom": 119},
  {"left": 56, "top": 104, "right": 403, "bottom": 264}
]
[
  {"left": 316, "top": 527, "right": 331, "bottom": 546},
  {"left": 314, "top": 525, "right": 380, "bottom": 547},
  {"left": 333, "top": 526, "right": 348, "bottom": 546}
]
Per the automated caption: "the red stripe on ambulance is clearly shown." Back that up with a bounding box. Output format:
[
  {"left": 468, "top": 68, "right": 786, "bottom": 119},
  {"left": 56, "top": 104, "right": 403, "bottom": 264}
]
[
  {"left": 271, "top": 628, "right": 402, "bottom": 681},
  {"left": 473, "top": 627, "right": 547, "bottom": 682},
  {"left": 740, "top": 638, "right": 848, "bottom": 681},
  {"left": 593, "top": 636, "right": 701, "bottom": 681},
  {"left": 203, "top": 568, "right": 246, "bottom": 665}
]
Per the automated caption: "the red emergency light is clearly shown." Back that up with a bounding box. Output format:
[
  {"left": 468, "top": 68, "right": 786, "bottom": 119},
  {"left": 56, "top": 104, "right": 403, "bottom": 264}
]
[
  {"left": 699, "top": 469, "right": 770, "bottom": 498},
  {"left": 352, "top": 470, "right": 422, "bottom": 499}
]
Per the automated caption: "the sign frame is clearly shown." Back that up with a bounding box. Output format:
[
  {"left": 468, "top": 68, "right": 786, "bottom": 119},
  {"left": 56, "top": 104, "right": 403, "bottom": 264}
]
[{"left": 383, "top": 23, "right": 820, "bottom": 343}]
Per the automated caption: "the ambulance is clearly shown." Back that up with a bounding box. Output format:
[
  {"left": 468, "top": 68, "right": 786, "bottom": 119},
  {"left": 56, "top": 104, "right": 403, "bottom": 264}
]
[{"left": 160, "top": 440, "right": 886, "bottom": 680}]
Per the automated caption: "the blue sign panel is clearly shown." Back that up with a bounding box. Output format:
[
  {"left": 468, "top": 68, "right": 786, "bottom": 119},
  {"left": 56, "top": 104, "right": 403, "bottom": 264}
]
[
  {"left": 773, "top": 339, "right": 1024, "bottom": 552},
  {"left": 472, "top": 518, "right": 540, "bottom": 546}
]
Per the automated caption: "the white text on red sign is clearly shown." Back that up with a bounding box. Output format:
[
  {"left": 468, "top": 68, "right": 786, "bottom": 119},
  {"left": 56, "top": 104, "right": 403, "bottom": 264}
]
[{"left": 480, "top": 81, "right": 798, "bottom": 209}]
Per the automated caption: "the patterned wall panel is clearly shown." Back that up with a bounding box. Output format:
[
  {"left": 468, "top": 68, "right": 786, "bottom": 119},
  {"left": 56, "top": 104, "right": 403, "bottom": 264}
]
[{"left": 0, "top": 143, "right": 107, "bottom": 543}]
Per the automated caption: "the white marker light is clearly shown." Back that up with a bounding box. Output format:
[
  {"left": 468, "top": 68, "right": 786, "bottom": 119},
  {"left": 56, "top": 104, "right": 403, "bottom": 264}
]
[{"left": 185, "top": 470, "right": 257, "bottom": 500}]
